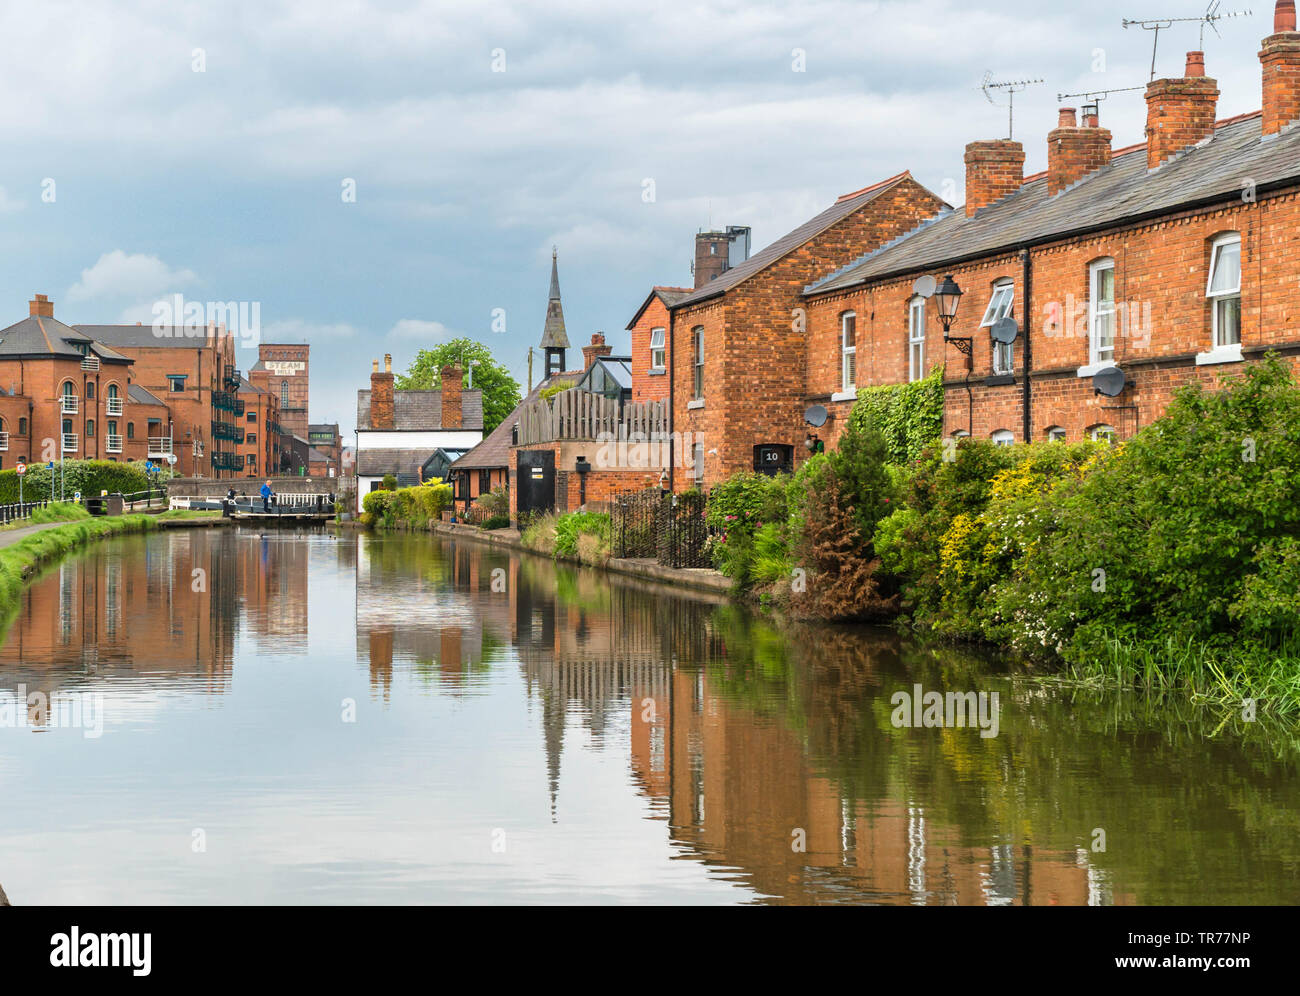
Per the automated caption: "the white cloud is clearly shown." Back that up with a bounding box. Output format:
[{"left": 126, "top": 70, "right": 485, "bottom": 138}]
[
  {"left": 387, "top": 319, "right": 457, "bottom": 341},
  {"left": 66, "top": 250, "right": 196, "bottom": 302}
]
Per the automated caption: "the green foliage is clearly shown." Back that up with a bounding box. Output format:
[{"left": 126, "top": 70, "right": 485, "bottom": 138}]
[
  {"left": 0, "top": 460, "right": 151, "bottom": 504},
  {"left": 520, "top": 512, "right": 558, "bottom": 554},
  {"left": 828, "top": 416, "right": 893, "bottom": 540},
  {"left": 553, "top": 511, "right": 610, "bottom": 559},
  {"left": 539, "top": 379, "right": 577, "bottom": 400},
  {"left": 478, "top": 514, "right": 511, "bottom": 531},
  {"left": 363, "top": 482, "right": 453, "bottom": 529},
  {"left": 996, "top": 356, "right": 1300, "bottom": 663},
  {"left": 705, "top": 471, "right": 789, "bottom": 537},
  {"left": 848, "top": 364, "right": 944, "bottom": 463},
  {"left": 27, "top": 502, "right": 90, "bottom": 525},
  {"left": 394, "top": 337, "right": 523, "bottom": 433},
  {"left": 381, "top": 474, "right": 397, "bottom": 491},
  {"left": 474, "top": 486, "right": 509, "bottom": 519}
]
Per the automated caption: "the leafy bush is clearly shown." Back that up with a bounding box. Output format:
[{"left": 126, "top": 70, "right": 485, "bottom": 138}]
[
  {"left": 381, "top": 474, "right": 397, "bottom": 491},
  {"left": 828, "top": 415, "right": 894, "bottom": 540},
  {"left": 705, "top": 471, "right": 789, "bottom": 538},
  {"left": 474, "top": 486, "right": 509, "bottom": 519},
  {"left": 996, "top": 356, "right": 1300, "bottom": 661},
  {"left": 848, "top": 364, "right": 944, "bottom": 463},
  {"left": 478, "top": 514, "right": 511, "bottom": 531},
  {"left": 553, "top": 511, "right": 610, "bottom": 558},
  {"left": 0, "top": 460, "right": 152, "bottom": 504}
]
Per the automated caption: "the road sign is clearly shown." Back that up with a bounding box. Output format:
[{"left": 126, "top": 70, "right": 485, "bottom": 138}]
[{"left": 15, "top": 462, "right": 25, "bottom": 476}]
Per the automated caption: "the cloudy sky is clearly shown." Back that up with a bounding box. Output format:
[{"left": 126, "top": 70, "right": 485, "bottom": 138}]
[{"left": 0, "top": 0, "right": 1275, "bottom": 433}]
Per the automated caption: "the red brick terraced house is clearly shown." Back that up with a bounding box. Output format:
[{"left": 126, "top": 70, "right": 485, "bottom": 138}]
[
  {"left": 803, "top": 8, "right": 1300, "bottom": 447},
  {"left": 626, "top": 286, "right": 691, "bottom": 405},
  {"left": 665, "top": 171, "right": 948, "bottom": 489}
]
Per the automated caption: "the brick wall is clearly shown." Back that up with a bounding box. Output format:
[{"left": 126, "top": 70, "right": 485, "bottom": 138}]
[
  {"left": 670, "top": 175, "right": 948, "bottom": 489},
  {"left": 629, "top": 294, "right": 672, "bottom": 404}
]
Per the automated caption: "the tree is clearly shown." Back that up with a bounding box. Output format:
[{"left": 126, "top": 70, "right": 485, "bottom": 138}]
[{"left": 395, "top": 338, "right": 522, "bottom": 434}]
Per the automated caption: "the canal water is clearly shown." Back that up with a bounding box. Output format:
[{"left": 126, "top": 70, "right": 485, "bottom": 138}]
[{"left": 0, "top": 528, "right": 1296, "bottom": 905}]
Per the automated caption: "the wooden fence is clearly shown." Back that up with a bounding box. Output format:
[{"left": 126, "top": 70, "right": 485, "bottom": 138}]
[{"left": 515, "top": 388, "right": 668, "bottom": 445}]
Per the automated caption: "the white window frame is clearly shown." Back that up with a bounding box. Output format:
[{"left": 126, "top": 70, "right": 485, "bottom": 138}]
[
  {"left": 1091, "top": 424, "right": 1116, "bottom": 443},
  {"left": 983, "top": 280, "right": 1015, "bottom": 375},
  {"left": 991, "top": 429, "right": 1015, "bottom": 447},
  {"left": 908, "top": 297, "right": 926, "bottom": 382},
  {"left": 1087, "top": 258, "right": 1116, "bottom": 369},
  {"left": 1046, "top": 426, "right": 1066, "bottom": 442},
  {"left": 692, "top": 327, "right": 704, "bottom": 399},
  {"left": 650, "top": 326, "right": 666, "bottom": 370},
  {"left": 841, "top": 311, "right": 857, "bottom": 394},
  {"left": 1198, "top": 233, "right": 1243, "bottom": 364}
]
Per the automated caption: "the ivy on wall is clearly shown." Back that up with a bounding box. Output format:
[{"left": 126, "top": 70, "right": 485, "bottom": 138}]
[{"left": 846, "top": 365, "right": 944, "bottom": 464}]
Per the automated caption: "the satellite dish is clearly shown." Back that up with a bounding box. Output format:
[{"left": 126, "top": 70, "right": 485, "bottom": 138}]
[
  {"left": 804, "top": 404, "right": 828, "bottom": 428},
  {"left": 990, "top": 317, "right": 1019, "bottom": 345},
  {"left": 912, "top": 275, "right": 936, "bottom": 298},
  {"left": 1092, "top": 366, "right": 1126, "bottom": 397}
]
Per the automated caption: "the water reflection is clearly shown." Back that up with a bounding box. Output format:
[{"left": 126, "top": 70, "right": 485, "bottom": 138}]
[{"left": 0, "top": 528, "right": 1296, "bottom": 905}]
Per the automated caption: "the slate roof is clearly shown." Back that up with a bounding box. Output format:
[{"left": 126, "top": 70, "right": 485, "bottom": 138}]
[
  {"left": 625, "top": 286, "right": 692, "bottom": 330},
  {"left": 127, "top": 384, "right": 167, "bottom": 406},
  {"left": 0, "top": 315, "right": 94, "bottom": 359},
  {"left": 74, "top": 324, "right": 223, "bottom": 349},
  {"left": 451, "top": 375, "right": 560, "bottom": 471},
  {"left": 672, "top": 171, "right": 924, "bottom": 309},
  {"left": 355, "top": 388, "right": 484, "bottom": 431},
  {"left": 807, "top": 112, "right": 1296, "bottom": 296},
  {"left": 357, "top": 447, "right": 441, "bottom": 477}
]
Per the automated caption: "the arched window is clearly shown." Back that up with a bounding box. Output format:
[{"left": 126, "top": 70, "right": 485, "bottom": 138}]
[
  {"left": 991, "top": 429, "right": 1015, "bottom": 447},
  {"left": 1045, "top": 425, "right": 1066, "bottom": 442},
  {"left": 280, "top": 380, "right": 289, "bottom": 407}
]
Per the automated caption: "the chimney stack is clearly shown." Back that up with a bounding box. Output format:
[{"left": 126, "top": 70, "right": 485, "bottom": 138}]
[
  {"left": 694, "top": 232, "right": 728, "bottom": 288},
  {"left": 370, "top": 357, "right": 395, "bottom": 430},
  {"left": 1047, "top": 106, "right": 1113, "bottom": 196},
  {"left": 29, "top": 294, "right": 53, "bottom": 317},
  {"left": 582, "top": 332, "right": 612, "bottom": 371},
  {"left": 1261, "top": 0, "right": 1300, "bottom": 136},
  {"left": 1145, "top": 51, "right": 1220, "bottom": 168},
  {"left": 963, "top": 140, "right": 1025, "bottom": 217},
  {"left": 440, "top": 365, "right": 463, "bottom": 429}
]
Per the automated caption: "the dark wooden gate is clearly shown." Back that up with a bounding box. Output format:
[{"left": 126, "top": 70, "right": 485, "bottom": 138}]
[{"left": 516, "top": 449, "right": 556, "bottom": 521}]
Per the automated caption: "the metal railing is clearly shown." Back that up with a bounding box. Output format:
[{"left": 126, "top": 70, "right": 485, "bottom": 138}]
[
  {"left": 0, "top": 432, "right": 8, "bottom": 451},
  {"left": 0, "top": 500, "right": 49, "bottom": 525},
  {"left": 81, "top": 355, "right": 100, "bottom": 371},
  {"left": 105, "top": 434, "right": 123, "bottom": 453},
  {"left": 148, "top": 436, "right": 173, "bottom": 457},
  {"left": 106, "top": 397, "right": 124, "bottom": 416},
  {"left": 61, "top": 396, "right": 79, "bottom": 415},
  {"left": 62, "top": 433, "right": 78, "bottom": 453},
  {"left": 170, "top": 493, "right": 337, "bottom": 516}
]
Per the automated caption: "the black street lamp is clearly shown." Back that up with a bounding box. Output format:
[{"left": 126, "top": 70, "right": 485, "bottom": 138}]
[{"left": 936, "top": 275, "right": 970, "bottom": 355}]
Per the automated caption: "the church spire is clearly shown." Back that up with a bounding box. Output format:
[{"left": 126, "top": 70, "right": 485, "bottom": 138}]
[{"left": 541, "top": 246, "right": 569, "bottom": 379}]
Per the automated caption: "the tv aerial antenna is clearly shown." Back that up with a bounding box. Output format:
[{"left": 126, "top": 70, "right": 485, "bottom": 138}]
[
  {"left": 1122, "top": 2, "right": 1253, "bottom": 81},
  {"left": 981, "top": 72, "right": 1045, "bottom": 140}
]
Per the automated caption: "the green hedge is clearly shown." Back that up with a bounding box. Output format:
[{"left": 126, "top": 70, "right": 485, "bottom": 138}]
[
  {"left": 0, "top": 460, "right": 154, "bottom": 504},
  {"left": 847, "top": 364, "right": 944, "bottom": 464}
]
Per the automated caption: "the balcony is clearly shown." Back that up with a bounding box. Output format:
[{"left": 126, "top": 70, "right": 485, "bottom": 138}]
[
  {"left": 223, "top": 364, "right": 242, "bottom": 390},
  {"left": 61, "top": 395, "right": 79, "bottom": 415},
  {"left": 148, "top": 435, "right": 173, "bottom": 458},
  {"left": 106, "top": 397, "right": 124, "bottom": 416},
  {"left": 210, "top": 451, "right": 243, "bottom": 472},
  {"left": 211, "top": 420, "right": 245, "bottom": 443},
  {"left": 212, "top": 390, "right": 235, "bottom": 412},
  {"left": 81, "top": 355, "right": 100, "bottom": 371},
  {"left": 232, "top": 398, "right": 245, "bottom": 416},
  {"left": 106, "top": 434, "right": 123, "bottom": 454},
  {"left": 62, "top": 433, "right": 78, "bottom": 453},
  {"left": 0, "top": 432, "right": 8, "bottom": 451}
]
